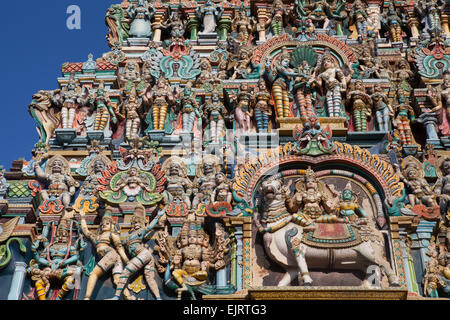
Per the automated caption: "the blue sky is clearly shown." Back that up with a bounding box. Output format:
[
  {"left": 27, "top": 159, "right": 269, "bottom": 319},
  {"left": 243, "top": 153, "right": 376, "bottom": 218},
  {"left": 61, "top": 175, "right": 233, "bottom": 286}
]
[{"left": 0, "top": 0, "right": 114, "bottom": 169}]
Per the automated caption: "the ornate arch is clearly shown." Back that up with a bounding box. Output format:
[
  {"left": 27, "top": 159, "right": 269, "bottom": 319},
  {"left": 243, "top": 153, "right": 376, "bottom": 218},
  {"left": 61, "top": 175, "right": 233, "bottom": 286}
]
[{"left": 233, "top": 142, "right": 403, "bottom": 208}]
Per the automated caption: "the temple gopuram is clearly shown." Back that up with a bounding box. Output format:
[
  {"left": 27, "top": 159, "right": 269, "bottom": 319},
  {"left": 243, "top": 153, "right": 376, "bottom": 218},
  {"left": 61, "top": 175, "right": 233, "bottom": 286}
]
[{"left": 0, "top": 0, "right": 449, "bottom": 301}]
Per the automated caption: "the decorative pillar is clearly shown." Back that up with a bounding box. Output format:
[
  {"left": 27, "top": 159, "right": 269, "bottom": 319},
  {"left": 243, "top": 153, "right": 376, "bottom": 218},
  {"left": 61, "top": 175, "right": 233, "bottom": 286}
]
[
  {"left": 185, "top": 10, "right": 199, "bottom": 40},
  {"left": 235, "top": 226, "right": 243, "bottom": 292},
  {"left": 152, "top": 10, "right": 166, "bottom": 42},
  {"left": 407, "top": 17, "right": 420, "bottom": 38},
  {"left": 415, "top": 220, "right": 437, "bottom": 269},
  {"left": 256, "top": 6, "right": 269, "bottom": 42},
  {"left": 7, "top": 261, "right": 28, "bottom": 300},
  {"left": 442, "top": 14, "right": 450, "bottom": 38},
  {"left": 400, "top": 234, "right": 420, "bottom": 294},
  {"left": 218, "top": 17, "right": 231, "bottom": 41}
]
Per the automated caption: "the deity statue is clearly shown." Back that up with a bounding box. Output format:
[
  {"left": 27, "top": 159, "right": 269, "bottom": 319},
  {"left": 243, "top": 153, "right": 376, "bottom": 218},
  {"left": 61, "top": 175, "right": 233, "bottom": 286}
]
[
  {"left": 34, "top": 155, "right": 80, "bottom": 210},
  {"left": 201, "top": 91, "right": 230, "bottom": 144},
  {"left": 28, "top": 215, "right": 86, "bottom": 300},
  {"left": 396, "top": 156, "right": 437, "bottom": 208},
  {"left": 265, "top": 47, "right": 297, "bottom": 118},
  {"left": 418, "top": 84, "right": 443, "bottom": 142},
  {"left": 252, "top": 78, "right": 273, "bottom": 133},
  {"left": 294, "top": 58, "right": 317, "bottom": 119},
  {"left": 381, "top": 3, "right": 406, "bottom": 43},
  {"left": 232, "top": 83, "right": 253, "bottom": 133},
  {"left": 350, "top": 0, "right": 369, "bottom": 40},
  {"left": 127, "top": 0, "right": 155, "bottom": 38},
  {"left": 440, "top": 73, "right": 450, "bottom": 135},
  {"left": 228, "top": 47, "right": 254, "bottom": 80},
  {"left": 55, "top": 75, "right": 85, "bottom": 129},
  {"left": 267, "top": 0, "right": 289, "bottom": 36},
  {"left": 121, "top": 61, "right": 142, "bottom": 94},
  {"left": 393, "top": 59, "right": 414, "bottom": 95},
  {"left": 195, "top": 58, "right": 215, "bottom": 89},
  {"left": 195, "top": 0, "right": 224, "bottom": 33},
  {"left": 110, "top": 204, "right": 165, "bottom": 300},
  {"left": 335, "top": 183, "right": 368, "bottom": 223},
  {"left": 415, "top": 0, "right": 446, "bottom": 33},
  {"left": 143, "top": 78, "right": 176, "bottom": 132},
  {"left": 122, "top": 87, "right": 142, "bottom": 140},
  {"left": 0, "top": 168, "right": 9, "bottom": 200},
  {"left": 314, "top": 53, "right": 349, "bottom": 117},
  {"left": 176, "top": 82, "right": 201, "bottom": 133},
  {"left": 371, "top": 84, "right": 394, "bottom": 132},
  {"left": 162, "top": 10, "right": 186, "bottom": 41},
  {"left": 155, "top": 220, "right": 229, "bottom": 299},
  {"left": 347, "top": 80, "right": 372, "bottom": 132},
  {"left": 393, "top": 89, "right": 416, "bottom": 146},
  {"left": 211, "top": 172, "right": 232, "bottom": 205},
  {"left": 78, "top": 208, "right": 133, "bottom": 300},
  {"left": 232, "top": 9, "right": 256, "bottom": 43},
  {"left": 434, "top": 157, "right": 450, "bottom": 215},
  {"left": 88, "top": 85, "right": 118, "bottom": 132},
  {"left": 109, "top": 167, "right": 158, "bottom": 200},
  {"left": 423, "top": 241, "right": 446, "bottom": 297},
  {"left": 283, "top": 168, "right": 338, "bottom": 227}
]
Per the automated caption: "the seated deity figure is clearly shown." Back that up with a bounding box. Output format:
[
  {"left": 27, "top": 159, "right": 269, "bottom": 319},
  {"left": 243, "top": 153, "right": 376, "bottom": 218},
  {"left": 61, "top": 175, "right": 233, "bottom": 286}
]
[
  {"left": 335, "top": 183, "right": 369, "bottom": 223},
  {"left": 283, "top": 167, "right": 337, "bottom": 228},
  {"left": 396, "top": 157, "right": 437, "bottom": 208},
  {"left": 34, "top": 155, "right": 80, "bottom": 209},
  {"left": 110, "top": 204, "right": 165, "bottom": 300},
  {"left": 211, "top": 172, "right": 233, "bottom": 204},
  {"left": 78, "top": 207, "right": 133, "bottom": 300},
  {"left": 28, "top": 215, "right": 86, "bottom": 300}
]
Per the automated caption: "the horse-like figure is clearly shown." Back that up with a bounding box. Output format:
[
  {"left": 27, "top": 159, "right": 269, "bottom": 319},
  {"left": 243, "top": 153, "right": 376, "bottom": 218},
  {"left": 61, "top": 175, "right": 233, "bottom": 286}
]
[{"left": 255, "top": 178, "right": 400, "bottom": 287}]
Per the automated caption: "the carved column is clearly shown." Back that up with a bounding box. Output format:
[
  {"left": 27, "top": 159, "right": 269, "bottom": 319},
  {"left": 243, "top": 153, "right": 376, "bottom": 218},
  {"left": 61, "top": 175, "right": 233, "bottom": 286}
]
[
  {"left": 413, "top": 220, "right": 437, "bottom": 270},
  {"left": 152, "top": 9, "right": 166, "bottom": 42},
  {"left": 255, "top": 5, "right": 269, "bottom": 42},
  {"left": 442, "top": 14, "right": 450, "bottom": 37},
  {"left": 235, "top": 226, "right": 243, "bottom": 292},
  {"left": 185, "top": 10, "right": 199, "bottom": 40},
  {"left": 7, "top": 261, "right": 27, "bottom": 300},
  {"left": 407, "top": 17, "right": 420, "bottom": 38},
  {"left": 400, "top": 233, "right": 420, "bottom": 294},
  {"left": 218, "top": 12, "right": 232, "bottom": 41}
]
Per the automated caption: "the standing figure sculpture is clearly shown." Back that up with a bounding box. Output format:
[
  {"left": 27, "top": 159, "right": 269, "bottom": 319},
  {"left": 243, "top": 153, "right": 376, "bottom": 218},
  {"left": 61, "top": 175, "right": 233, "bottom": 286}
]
[
  {"left": 415, "top": 0, "right": 446, "bottom": 33},
  {"left": 265, "top": 48, "right": 297, "bottom": 118},
  {"left": 315, "top": 53, "right": 349, "bottom": 117},
  {"left": 382, "top": 4, "right": 405, "bottom": 43},
  {"left": 162, "top": 10, "right": 186, "bottom": 41},
  {"left": 111, "top": 205, "right": 165, "bottom": 300},
  {"left": 294, "top": 60, "right": 316, "bottom": 119},
  {"left": 123, "top": 87, "right": 142, "bottom": 140},
  {"left": 393, "top": 90, "right": 416, "bottom": 146},
  {"left": 78, "top": 208, "right": 133, "bottom": 300},
  {"left": 371, "top": 84, "right": 394, "bottom": 132},
  {"left": 347, "top": 80, "right": 372, "bottom": 132},
  {"left": 434, "top": 157, "right": 450, "bottom": 215},
  {"left": 350, "top": 0, "right": 369, "bottom": 40},
  {"left": 143, "top": 78, "right": 176, "bottom": 132},
  {"left": 88, "top": 86, "right": 118, "bottom": 132},
  {"left": 196, "top": 0, "right": 224, "bottom": 33},
  {"left": 253, "top": 79, "right": 273, "bottom": 133},
  {"left": 202, "top": 92, "right": 229, "bottom": 144},
  {"left": 57, "top": 75, "right": 85, "bottom": 129},
  {"left": 233, "top": 83, "right": 253, "bottom": 133},
  {"left": 232, "top": 9, "right": 256, "bottom": 43},
  {"left": 28, "top": 216, "right": 86, "bottom": 300},
  {"left": 127, "top": 0, "right": 155, "bottom": 38},
  {"left": 267, "top": 0, "right": 289, "bottom": 36},
  {"left": 177, "top": 82, "right": 201, "bottom": 133}
]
